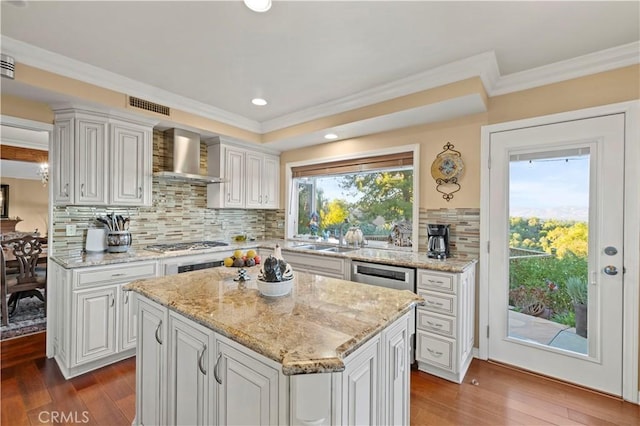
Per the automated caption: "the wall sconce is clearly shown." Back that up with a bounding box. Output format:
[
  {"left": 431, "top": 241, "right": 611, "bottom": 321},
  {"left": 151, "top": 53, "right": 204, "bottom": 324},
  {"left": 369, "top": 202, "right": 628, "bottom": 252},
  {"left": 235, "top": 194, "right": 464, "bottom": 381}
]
[{"left": 37, "top": 162, "right": 49, "bottom": 186}]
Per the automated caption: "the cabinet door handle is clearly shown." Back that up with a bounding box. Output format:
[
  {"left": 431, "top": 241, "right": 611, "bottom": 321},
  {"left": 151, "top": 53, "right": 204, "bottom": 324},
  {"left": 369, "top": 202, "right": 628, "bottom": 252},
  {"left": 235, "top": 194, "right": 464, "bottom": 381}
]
[
  {"left": 110, "top": 295, "right": 115, "bottom": 307},
  {"left": 64, "top": 183, "right": 69, "bottom": 197},
  {"left": 81, "top": 183, "right": 85, "bottom": 197},
  {"left": 259, "top": 195, "right": 262, "bottom": 204},
  {"left": 265, "top": 195, "right": 268, "bottom": 204},
  {"left": 227, "top": 193, "right": 231, "bottom": 202},
  {"left": 213, "top": 352, "right": 222, "bottom": 384},
  {"left": 198, "top": 344, "right": 208, "bottom": 375},
  {"left": 427, "top": 348, "right": 443, "bottom": 357},
  {"left": 155, "top": 320, "right": 163, "bottom": 345},
  {"left": 138, "top": 186, "right": 142, "bottom": 198},
  {"left": 124, "top": 292, "right": 129, "bottom": 304}
]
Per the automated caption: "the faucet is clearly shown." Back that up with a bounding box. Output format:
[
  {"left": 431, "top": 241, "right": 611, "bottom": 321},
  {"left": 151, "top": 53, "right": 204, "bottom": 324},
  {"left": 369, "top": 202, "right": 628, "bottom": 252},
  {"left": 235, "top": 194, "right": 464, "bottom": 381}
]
[{"left": 338, "top": 219, "right": 350, "bottom": 247}]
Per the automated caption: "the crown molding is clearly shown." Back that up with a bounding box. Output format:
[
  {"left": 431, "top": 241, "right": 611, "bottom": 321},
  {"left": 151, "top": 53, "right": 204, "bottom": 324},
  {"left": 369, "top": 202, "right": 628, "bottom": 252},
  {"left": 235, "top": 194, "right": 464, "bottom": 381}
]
[
  {"left": 491, "top": 41, "right": 640, "bottom": 96},
  {"left": 261, "top": 51, "right": 499, "bottom": 133},
  {"left": 2, "top": 36, "right": 638, "bottom": 136},
  {"left": 1, "top": 36, "right": 262, "bottom": 133},
  {"left": 0, "top": 115, "right": 53, "bottom": 132}
]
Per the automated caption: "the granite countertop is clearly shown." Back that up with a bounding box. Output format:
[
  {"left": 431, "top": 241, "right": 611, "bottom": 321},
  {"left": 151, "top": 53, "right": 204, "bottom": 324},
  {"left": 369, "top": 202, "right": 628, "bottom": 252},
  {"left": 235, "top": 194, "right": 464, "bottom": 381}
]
[
  {"left": 275, "top": 240, "right": 477, "bottom": 273},
  {"left": 51, "top": 239, "right": 477, "bottom": 272},
  {"left": 125, "top": 266, "right": 423, "bottom": 375}
]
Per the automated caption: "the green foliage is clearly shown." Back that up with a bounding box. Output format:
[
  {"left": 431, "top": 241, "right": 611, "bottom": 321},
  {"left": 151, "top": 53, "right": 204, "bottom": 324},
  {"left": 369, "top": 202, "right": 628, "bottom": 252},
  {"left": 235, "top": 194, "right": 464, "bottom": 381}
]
[
  {"left": 509, "top": 252, "right": 587, "bottom": 315},
  {"left": 509, "top": 217, "right": 588, "bottom": 258},
  {"left": 297, "top": 183, "right": 313, "bottom": 234},
  {"left": 320, "top": 199, "right": 349, "bottom": 231},
  {"left": 566, "top": 276, "right": 588, "bottom": 305},
  {"left": 339, "top": 170, "right": 413, "bottom": 225},
  {"left": 551, "top": 311, "right": 576, "bottom": 327}
]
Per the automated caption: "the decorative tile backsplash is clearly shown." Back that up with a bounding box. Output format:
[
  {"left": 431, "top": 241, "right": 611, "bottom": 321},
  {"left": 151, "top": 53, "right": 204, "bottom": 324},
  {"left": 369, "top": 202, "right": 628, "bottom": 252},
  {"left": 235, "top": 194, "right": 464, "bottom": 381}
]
[
  {"left": 51, "top": 130, "right": 285, "bottom": 255},
  {"left": 52, "top": 130, "right": 478, "bottom": 258},
  {"left": 418, "top": 208, "right": 480, "bottom": 257}
]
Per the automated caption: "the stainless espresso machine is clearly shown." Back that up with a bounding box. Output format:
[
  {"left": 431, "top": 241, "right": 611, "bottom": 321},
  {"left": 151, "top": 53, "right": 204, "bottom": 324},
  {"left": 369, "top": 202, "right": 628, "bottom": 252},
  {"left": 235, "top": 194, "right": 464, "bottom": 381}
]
[{"left": 427, "top": 224, "right": 450, "bottom": 259}]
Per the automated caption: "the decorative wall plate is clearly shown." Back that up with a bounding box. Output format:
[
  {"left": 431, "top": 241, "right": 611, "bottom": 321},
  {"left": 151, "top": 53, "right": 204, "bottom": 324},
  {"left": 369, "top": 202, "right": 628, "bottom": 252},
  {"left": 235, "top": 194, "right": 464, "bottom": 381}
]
[
  {"left": 431, "top": 142, "right": 464, "bottom": 201},
  {"left": 431, "top": 153, "right": 464, "bottom": 180}
]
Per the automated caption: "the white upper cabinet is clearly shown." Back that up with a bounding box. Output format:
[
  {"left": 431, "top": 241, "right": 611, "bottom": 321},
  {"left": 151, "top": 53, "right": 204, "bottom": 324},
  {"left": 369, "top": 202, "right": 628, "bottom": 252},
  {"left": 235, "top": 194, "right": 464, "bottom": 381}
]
[
  {"left": 52, "top": 107, "right": 155, "bottom": 206},
  {"left": 207, "top": 141, "right": 280, "bottom": 209},
  {"left": 52, "top": 118, "right": 74, "bottom": 204},
  {"left": 74, "top": 114, "right": 108, "bottom": 204},
  {"left": 110, "top": 119, "right": 152, "bottom": 206}
]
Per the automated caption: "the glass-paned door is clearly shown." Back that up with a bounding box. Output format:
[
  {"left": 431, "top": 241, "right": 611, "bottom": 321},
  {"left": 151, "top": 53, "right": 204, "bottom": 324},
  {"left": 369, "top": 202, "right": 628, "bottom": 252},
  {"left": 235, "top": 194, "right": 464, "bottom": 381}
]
[
  {"left": 508, "top": 149, "right": 590, "bottom": 355},
  {"left": 488, "top": 114, "right": 624, "bottom": 396}
]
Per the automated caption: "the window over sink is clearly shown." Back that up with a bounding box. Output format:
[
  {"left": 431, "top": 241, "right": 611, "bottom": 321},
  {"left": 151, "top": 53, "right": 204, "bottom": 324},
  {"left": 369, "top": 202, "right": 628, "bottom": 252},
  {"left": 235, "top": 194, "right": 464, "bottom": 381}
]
[{"left": 288, "top": 149, "right": 417, "bottom": 249}]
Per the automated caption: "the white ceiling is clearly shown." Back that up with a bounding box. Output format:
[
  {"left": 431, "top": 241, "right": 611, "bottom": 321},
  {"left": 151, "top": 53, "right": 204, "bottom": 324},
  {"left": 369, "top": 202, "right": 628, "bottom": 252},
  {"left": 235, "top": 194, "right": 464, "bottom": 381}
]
[{"left": 1, "top": 1, "right": 639, "bottom": 146}]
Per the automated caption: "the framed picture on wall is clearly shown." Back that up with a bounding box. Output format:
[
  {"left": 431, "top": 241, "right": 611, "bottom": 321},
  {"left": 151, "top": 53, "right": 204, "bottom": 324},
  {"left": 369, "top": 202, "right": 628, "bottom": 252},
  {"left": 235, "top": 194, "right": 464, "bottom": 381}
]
[{"left": 0, "top": 184, "right": 8, "bottom": 218}]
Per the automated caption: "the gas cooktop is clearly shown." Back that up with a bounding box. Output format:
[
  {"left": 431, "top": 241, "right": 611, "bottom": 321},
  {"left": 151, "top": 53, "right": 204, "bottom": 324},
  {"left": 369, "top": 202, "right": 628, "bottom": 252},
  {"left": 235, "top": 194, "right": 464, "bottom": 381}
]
[{"left": 145, "top": 241, "right": 229, "bottom": 253}]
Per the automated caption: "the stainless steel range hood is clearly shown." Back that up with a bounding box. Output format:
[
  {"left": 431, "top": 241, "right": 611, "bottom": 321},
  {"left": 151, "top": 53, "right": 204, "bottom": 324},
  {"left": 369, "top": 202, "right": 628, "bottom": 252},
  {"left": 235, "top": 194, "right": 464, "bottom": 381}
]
[{"left": 154, "top": 128, "right": 225, "bottom": 184}]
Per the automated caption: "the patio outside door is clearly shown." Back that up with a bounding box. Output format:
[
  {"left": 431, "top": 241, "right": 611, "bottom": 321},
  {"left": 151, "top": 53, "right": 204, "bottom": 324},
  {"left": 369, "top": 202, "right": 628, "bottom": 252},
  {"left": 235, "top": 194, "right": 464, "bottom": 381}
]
[{"left": 487, "top": 114, "right": 624, "bottom": 396}]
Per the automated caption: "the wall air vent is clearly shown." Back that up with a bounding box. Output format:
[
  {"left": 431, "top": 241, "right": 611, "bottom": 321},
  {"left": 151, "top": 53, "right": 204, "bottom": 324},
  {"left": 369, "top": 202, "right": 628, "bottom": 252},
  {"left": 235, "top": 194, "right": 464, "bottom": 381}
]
[
  {"left": 1, "top": 54, "right": 15, "bottom": 79},
  {"left": 128, "top": 96, "right": 170, "bottom": 116}
]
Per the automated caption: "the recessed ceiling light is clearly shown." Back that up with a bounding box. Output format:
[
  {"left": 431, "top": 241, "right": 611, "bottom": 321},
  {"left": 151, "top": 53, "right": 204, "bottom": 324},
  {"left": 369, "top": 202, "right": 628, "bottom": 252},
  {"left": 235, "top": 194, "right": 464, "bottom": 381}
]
[
  {"left": 324, "top": 133, "right": 338, "bottom": 140},
  {"left": 244, "top": 0, "right": 271, "bottom": 13},
  {"left": 251, "top": 98, "right": 268, "bottom": 106}
]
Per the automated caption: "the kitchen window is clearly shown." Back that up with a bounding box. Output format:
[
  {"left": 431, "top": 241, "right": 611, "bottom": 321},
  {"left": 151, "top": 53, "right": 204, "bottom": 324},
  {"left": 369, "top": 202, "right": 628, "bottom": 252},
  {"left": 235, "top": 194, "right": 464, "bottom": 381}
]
[{"left": 289, "top": 151, "right": 415, "bottom": 248}]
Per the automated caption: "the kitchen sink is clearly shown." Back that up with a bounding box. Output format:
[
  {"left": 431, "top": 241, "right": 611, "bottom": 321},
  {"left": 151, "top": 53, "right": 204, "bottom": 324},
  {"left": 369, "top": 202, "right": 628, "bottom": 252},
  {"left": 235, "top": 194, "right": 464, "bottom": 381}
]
[
  {"left": 320, "top": 246, "right": 357, "bottom": 253},
  {"left": 291, "top": 244, "right": 356, "bottom": 253}
]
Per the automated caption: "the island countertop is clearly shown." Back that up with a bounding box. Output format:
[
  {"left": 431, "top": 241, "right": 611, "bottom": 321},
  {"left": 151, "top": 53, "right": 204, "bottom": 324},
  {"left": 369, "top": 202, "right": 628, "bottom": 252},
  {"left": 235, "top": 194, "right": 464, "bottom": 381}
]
[{"left": 125, "top": 266, "right": 423, "bottom": 376}]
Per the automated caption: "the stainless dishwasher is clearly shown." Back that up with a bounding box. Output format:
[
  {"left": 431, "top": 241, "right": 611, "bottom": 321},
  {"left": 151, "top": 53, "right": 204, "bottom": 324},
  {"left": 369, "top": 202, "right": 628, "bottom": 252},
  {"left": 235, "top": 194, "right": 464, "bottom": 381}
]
[
  {"left": 350, "top": 261, "right": 416, "bottom": 292},
  {"left": 351, "top": 260, "right": 417, "bottom": 362}
]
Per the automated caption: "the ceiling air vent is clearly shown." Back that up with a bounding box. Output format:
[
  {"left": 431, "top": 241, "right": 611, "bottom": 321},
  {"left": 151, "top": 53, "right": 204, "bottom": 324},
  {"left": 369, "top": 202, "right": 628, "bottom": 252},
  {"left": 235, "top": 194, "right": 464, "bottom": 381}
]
[
  {"left": 1, "top": 54, "right": 15, "bottom": 79},
  {"left": 128, "top": 96, "right": 170, "bottom": 116}
]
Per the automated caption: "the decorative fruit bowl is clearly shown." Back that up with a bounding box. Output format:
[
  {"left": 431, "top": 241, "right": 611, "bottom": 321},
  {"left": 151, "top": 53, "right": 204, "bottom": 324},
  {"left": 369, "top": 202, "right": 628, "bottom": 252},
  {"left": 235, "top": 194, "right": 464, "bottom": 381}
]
[
  {"left": 256, "top": 276, "right": 293, "bottom": 297},
  {"left": 224, "top": 249, "right": 261, "bottom": 268},
  {"left": 256, "top": 253, "right": 294, "bottom": 297}
]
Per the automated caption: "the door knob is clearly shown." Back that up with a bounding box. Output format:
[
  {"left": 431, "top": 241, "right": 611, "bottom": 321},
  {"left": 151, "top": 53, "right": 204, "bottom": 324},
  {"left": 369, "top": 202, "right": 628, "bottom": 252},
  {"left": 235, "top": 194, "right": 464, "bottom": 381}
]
[{"left": 603, "top": 265, "right": 618, "bottom": 276}]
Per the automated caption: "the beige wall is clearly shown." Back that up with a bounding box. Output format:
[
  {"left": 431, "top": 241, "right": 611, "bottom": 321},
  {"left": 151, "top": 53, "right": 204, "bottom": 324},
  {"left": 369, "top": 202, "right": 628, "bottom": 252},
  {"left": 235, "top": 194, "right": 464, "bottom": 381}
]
[
  {"left": 281, "top": 113, "right": 487, "bottom": 209},
  {"left": 0, "top": 177, "right": 48, "bottom": 235},
  {"left": 280, "top": 65, "right": 640, "bottom": 210}
]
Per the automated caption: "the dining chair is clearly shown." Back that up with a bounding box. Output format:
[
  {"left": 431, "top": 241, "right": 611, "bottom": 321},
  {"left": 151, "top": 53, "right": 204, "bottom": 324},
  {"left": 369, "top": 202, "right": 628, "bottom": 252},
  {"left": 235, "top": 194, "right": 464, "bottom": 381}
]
[{"left": 1, "top": 236, "right": 47, "bottom": 326}]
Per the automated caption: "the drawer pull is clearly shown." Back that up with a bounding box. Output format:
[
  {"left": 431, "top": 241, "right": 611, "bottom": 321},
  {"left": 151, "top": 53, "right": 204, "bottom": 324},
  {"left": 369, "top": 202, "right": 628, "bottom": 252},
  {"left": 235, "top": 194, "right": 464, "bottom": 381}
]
[
  {"left": 426, "top": 321, "right": 443, "bottom": 328},
  {"left": 213, "top": 352, "right": 222, "bottom": 384},
  {"left": 427, "top": 348, "right": 444, "bottom": 358},
  {"left": 427, "top": 279, "right": 444, "bottom": 285},
  {"left": 198, "top": 344, "right": 208, "bottom": 375},
  {"left": 112, "top": 273, "right": 126, "bottom": 277},
  {"left": 427, "top": 300, "right": 444, "bottom": 307},
  {"left": 155, "top": 320, "right": 163, "bottom": 345}
]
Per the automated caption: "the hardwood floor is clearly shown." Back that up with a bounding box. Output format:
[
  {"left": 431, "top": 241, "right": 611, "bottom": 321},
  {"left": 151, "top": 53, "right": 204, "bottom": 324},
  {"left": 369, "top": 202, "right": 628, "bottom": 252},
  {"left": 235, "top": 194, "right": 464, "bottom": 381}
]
[{"left": 2, "top": 332, "right": 639, "bottom": 425}]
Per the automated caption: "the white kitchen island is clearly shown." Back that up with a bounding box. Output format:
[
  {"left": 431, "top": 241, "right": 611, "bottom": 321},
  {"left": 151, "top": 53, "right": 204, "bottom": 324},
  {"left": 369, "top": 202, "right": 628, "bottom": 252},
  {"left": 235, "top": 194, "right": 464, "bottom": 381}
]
[{"left": 125, "top": 266, "right": 422, "bottom": 426}]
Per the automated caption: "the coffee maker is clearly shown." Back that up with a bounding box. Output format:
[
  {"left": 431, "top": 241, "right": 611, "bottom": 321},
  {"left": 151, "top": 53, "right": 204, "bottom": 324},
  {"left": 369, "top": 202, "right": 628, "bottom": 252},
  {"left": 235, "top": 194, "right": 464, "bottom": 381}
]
[{"left": 427, "top": 224, "right": 450, "bottom": 259}]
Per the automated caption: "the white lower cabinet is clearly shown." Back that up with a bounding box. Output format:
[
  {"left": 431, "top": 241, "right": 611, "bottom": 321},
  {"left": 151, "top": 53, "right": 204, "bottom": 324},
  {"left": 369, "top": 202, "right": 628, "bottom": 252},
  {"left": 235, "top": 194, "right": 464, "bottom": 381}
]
[
  {"left": 74, "top": 286, "right": 118, "bottom": 365},
  {"left": 134, "top": 294, "right": 414, "bottom": 426},
  {"left": 415, "top": 265, "right": 476, "bottom": 383},
  {"left": 49, "top": 260, "right": 158, "bottom": 379},
  {"left": 167, "top": 312, "right": 213, "bottom": 426},
  {"left": 215, "top": 335, "right": 282, "bottom": 426},
  {"left": 120, "top": 286, "right": 138, "bottom": 351},
  {"left": 340, "top": 336, "right": 380, "bottom": 425},
  {"left": 136, "top": 296, "right": 168, "bottom": 426}
]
